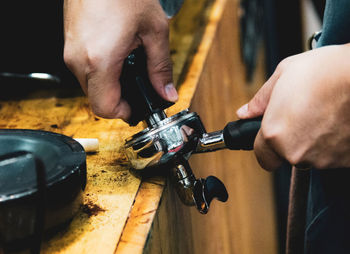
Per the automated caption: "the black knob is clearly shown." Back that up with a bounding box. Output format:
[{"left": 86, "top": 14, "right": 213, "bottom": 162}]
[
  {"left": 193, "top": 176, "right": 228, "bottom": 214},
  {"left": 120, "top": 46, "right": 174, "bottom": 126}
]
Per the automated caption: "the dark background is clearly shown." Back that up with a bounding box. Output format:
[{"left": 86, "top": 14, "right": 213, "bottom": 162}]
[{"left": 0, "top": 1, "right": 78, "bottom": 89}]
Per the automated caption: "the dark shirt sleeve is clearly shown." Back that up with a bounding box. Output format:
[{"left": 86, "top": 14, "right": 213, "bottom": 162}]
[{"left": 317, "top": 0, "right": 350, "bottom": 47}]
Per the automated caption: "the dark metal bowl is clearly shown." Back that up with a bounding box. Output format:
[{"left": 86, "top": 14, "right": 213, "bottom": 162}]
[{"left": 0, "top": 129, "right": 86, "bottom": 251}]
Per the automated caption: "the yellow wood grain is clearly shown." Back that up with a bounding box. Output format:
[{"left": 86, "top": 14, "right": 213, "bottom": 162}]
[{"left": 114, "top": 176, "right": 165, "bottom": 254}]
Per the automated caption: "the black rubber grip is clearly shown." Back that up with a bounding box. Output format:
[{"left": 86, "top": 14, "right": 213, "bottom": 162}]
[{"left": 223, "top": 117, "right": 262, "bottom": 150}]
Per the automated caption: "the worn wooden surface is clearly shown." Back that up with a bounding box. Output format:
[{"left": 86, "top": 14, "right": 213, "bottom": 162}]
[
  {"left": 0, "top": 92, "right": 142, "bottom": 253},
  {"left": 114, "top": 176, "right": 165, "bottom": 254},
  {"left": 115, "top": 1, "right": 225, "bottom": 252},
  {"left": 0, "top": 0, "right": 213, "bottom": 253},
  {"left": 140, "top": 0, "right": 279, "bottom": 253}
]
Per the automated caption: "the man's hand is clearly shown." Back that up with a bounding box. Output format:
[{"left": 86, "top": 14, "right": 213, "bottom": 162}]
[
  {"left": 63, "top": 0, "right": 178, "bottom": 121},
  {"left": 237, "top": 44, "right": 350, "bottom": 171}
]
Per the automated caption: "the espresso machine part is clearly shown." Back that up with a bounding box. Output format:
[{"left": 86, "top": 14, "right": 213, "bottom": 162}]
[{"left": 122, "top": 47, "right": 261, "bottom": 214}]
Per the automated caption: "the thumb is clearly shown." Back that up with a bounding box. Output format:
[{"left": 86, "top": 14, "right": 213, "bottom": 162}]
[
  {"left": 142, "top": 24, "right": 178, "bottom": 103},
  {"left": 236, "top": 69, "right": 281, "bottom": 119}
]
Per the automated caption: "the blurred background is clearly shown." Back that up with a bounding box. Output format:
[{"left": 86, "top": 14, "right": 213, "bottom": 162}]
[{"left": 239, "top": 0, "right": 324, "bottom": 252}]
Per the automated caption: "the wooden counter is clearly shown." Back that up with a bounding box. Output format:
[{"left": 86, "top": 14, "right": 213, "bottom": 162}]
[{"left": 0, "top": 0, "right": 278, "bottom": 253}]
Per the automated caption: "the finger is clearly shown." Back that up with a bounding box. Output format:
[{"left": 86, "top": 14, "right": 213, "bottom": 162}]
[
  {"left": 254, "top": 129, "right": 285, "bottom": 171},
  {"left": 86, "top": 61, "right": 131, "bottom": 121},
  {"left": 63, "top": 44, "right": 89, "bottom": 95},
  {"left": 142, "top": 20, "right": 178, "bottom": 102},
  {"left": 236, "top": 65, "right": 282, "bottom": 119},
  {"left": 64, "top": 50, "right": 131, "bottom": 120}
]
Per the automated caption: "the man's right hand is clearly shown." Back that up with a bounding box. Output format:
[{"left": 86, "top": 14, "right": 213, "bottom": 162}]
[
  {"left": 63, "top": 0, "right": 178, "bottom": 121},
  {"left": 237, "top": 44, "right": 350, "bottom": 171}
]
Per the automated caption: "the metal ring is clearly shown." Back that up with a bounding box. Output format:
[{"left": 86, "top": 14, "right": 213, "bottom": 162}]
[{"left": 308, "top": 30, "right": 322, "bottom": 50}]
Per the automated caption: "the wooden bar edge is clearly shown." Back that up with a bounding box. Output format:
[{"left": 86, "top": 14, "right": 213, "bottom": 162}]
[
  {"left": 114, "top": 176, "right": 166, "bottom": 254},
  {"left": 114, "top": 0, "right": 227, "bottom": 253}
]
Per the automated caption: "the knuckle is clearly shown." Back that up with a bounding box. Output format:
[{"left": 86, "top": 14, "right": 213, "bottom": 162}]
[
  {"left": 260, "top": 120, "right": 308, "bottom": 167},
  {"left": 90, "top": 101, "right": 116, "bottom": 119},
  {"left": 63, "top": 45, "right": 76, "bottom": 70},
  {"left": 152, "top": 19, "right": 169, "bottom": 37},
  {"left": 287, "top": 151, "right": 305, "bottom": 167},
  {"left": 255, "top": 152, "right": 270, "bottom": 171},
  {"left": 285, "top": 145, "right": 312, "bottom": 168},
  {"left": 64, "top": 43, "right": 104, "bottom": 76},
  {"left": 260, "top": 123, "right": 279, "bottom": 144},
  {"left": 313, "top": 158, "right": 332, "bottom": 170},
  {"left": 276, "top": 56, "right": 292, "bottom": 73},
  {"left": 88, "top": 90, "right": 125, "bottom": 119},
  {"left": 153, "top": 57, "right": 172, "bottom": 74},
  {"left": 84, "top": 47, "right": 104, "bottom": 74},
  {"left": 88, "top": 90, "right": 116, "bottom": 119},
  {"left": 248, "top": 98, "right": 265, "bottom": 116}
]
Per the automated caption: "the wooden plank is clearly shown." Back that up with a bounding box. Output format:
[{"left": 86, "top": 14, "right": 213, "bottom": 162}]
[
  {"left": 114, "top": 176, "right": 165, "bottom": 254},
  {"left": 115, "top": 0, "right": 230, "bottom": 252},
  {"left": 142, "top": 0, "right": 278, "bottom": 253}
]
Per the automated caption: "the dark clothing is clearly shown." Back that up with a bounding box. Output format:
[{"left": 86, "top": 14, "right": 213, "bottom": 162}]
[
  {"left": 317, "top": 0, "right": 350, "bottom": 47},
  {"left": 305, "top": 169, "right": 350, "bottom": 253},
  {"left": 306, "top": 1, "right": 350, "bottom": 253}
]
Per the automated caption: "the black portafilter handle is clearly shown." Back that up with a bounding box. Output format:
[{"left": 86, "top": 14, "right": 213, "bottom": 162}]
[
  {"left": 223, "top": 116, "right": 262, "bottom": 150},
  {"left": 120, "top": 46, "right": 174, "bottom": 126}
]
